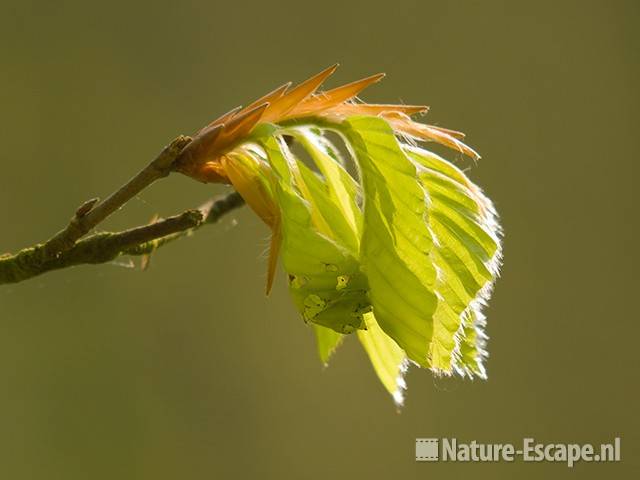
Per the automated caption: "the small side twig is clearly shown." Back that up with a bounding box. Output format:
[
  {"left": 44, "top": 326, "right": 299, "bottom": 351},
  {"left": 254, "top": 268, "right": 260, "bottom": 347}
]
[
  {"left": 125, "top": 191, "right": 246, "bottom": 256},
  {"left": 0, "top": 192, "right": 245, "bottom": 285}
]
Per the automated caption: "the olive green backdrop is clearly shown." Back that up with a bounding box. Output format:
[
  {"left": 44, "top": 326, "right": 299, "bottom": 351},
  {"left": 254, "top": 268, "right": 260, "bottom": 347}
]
[{"left": 0, "top": 1, "right": 637, "bottom": 478}]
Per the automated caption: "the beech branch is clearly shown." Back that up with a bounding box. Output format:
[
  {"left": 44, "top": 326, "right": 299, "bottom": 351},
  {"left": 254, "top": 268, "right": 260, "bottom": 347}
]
[
  {"left": 44, "top": 135, "right": 192, "bottom": 255},
  {"left": 0, "top": 135, "right": 246, "bottom": 285}
]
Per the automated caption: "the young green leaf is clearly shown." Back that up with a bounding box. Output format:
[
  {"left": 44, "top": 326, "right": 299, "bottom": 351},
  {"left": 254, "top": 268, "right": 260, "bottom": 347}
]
[{"left": 174, "top": 66, "right": 503, "bottom": 404}]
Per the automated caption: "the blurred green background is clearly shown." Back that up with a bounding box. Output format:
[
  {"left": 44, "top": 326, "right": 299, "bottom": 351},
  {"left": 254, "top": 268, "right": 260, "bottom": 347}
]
[{"left": 1, "top": 0, "right": 638, "bottom": 478}]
